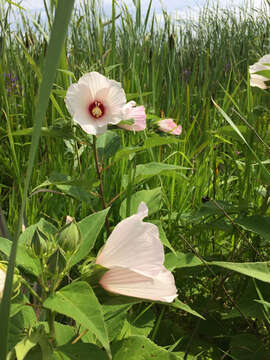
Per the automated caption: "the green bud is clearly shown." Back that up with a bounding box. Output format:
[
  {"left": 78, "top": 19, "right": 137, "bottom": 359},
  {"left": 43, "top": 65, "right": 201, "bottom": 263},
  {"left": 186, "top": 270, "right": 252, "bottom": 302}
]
[
  {"left": 46, "top": 248, "right": 66, "bottom": 274},
  {"left": 56, "top": 220, "right": 81, "bottom": 253},
  {"left": 31, "top": 227, "right": 47, "bottom": 256},
  {"left": 81, "top": 263, "right": 108, "bottom": 286}
]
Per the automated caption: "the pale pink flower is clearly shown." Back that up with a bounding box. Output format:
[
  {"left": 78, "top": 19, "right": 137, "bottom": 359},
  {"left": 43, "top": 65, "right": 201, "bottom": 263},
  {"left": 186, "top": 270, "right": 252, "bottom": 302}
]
[
  {"left": 249, "top": 54, "right": 270, "bottom": 89},
  {"left": 96, "top": 203, "right": 177, "bottom": 303},
  {"left": 157, "top": 119, "right": 182, "bottom": 135},
  {"left": 117, "top": 101, "right": 146, "bottom": 131},
  {"left": 0, "top": 268, "right": 6, "bottom": 300},
  {"left": 65, "top": 72, "right": 127, "bottom": 135}
]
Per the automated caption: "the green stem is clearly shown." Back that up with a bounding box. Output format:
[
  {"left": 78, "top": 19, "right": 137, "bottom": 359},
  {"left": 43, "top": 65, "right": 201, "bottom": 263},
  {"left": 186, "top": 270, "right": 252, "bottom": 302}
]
[
  {"left": 47, "top": 309, "right": 56, "bottom": 344},
  {"left": 92, "top": 136, "right": 110, "bottom": 234},
  {"left": 21, "top": 278, "right": 43, "bottom": 304}
]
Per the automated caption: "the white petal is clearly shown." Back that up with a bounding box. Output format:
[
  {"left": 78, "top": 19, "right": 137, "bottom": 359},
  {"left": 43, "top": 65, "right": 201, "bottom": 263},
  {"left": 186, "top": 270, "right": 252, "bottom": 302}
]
[
  {"left": 250, "top": 74, "right": 268, "bottom": 89},
  {"left": 0, "top": 268, "right": 6, "bottom": 299},
  {"left": 99, "top": 266, "right": 178, "bottom": 302},
  {"left": 65, "top": 83, "right": 92, "bottom": 117},
  {"left": 78, "top": 72, "right": 110, "bottom": 99},
  {"left": 96, "top": 204, "right": 164, "bottom": 276}
]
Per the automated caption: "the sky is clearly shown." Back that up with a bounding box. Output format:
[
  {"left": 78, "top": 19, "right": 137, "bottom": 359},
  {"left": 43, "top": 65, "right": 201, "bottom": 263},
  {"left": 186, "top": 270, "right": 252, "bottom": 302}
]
[
  {"left": 7, "top": 0, "right": 270, "bottom": 26},
  {"left": 15, "top": 0, "right": 270, "bottom": 15}
]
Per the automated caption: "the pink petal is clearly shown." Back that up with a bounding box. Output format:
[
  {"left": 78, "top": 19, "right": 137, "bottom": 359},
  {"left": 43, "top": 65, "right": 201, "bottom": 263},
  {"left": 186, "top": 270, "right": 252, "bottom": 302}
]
[
  {"left": 118, "top": 101, "right": 146, "bottom": 131},
  {"left": 157, "top": 119, "right": 182, "bottom": 135},
  {"left": 96, "top": 203, "right": 164, "bottom": 277},
  {"left": 99, "top": 266, "right": 177, "bottom": 302}
]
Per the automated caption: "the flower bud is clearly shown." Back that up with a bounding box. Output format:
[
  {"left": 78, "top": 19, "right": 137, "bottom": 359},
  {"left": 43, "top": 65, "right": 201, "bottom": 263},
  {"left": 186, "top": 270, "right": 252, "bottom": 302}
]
[
  {"left": 56, "top": 220, "right": 81, "bottom": 253},
  {"left": 46, "top": 248, "right": 66, "bottom": 274},
  {"left": 31, "top": 227, "right": 47, "bottom": 256}
]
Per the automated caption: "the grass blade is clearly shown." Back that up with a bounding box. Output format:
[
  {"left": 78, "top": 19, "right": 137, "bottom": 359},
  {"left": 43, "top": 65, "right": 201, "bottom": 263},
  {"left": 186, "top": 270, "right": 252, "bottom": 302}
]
[{"left": 0, "top": 1, "right": 75, "bottom": 358}]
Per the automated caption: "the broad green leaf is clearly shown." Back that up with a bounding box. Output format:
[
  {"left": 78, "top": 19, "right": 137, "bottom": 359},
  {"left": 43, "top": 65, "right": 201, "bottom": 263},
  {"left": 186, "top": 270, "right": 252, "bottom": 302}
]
[
  {"left": 14, "top": 325, "right": 50, "bottom": 360},
  {"left": 222, "top": 280, "right": 270, "bottom": 320},
  {"left": 114, "top": 146, "right": 144, "bottom": 162},
  {"left": 71, "top": 208, "right": 110, "bottom": 266},
  {"left": 123, "top": 308, "right": 156, "bottom": 337},
  {"left": 97, "top": 131, "right": 121, "bottom": 160},
  {"left": 165, "top": 252, "right": 203, "bottom": 271},
  {"left": 210, "top": 261, "right": 270, "bottom": 283},
  {"left": 119, "top": 187, "right": 162, "bottom": 219},
  {"left": 56, "top": 343, "right": 108, "bottom": 360},
  {"left": 56, "top": 184, "right": 93, "bottom": 203},
  {"left": 12, "top": 126, "right": 73, "bottom": 138},
  {"left": 171, "top": 299, "right": 205, "bottom": 319},
  {"left": 8, "top": 305, "right": 36, "bottom": 353},
  {"left": 230, "top": 334, "right": 270, "bottom": 360},
  {"left": 41, "top": 322, "right": 75, "bottom": 346},
  {"left": 235, "top": 215, "right": 270, "bottom": 241},
  {"left": 111, "top": 335, "right": 179, "bottom": 359},
  {"left": 102, "top": 304, "right": 131, "bottom": 341},
  {"left": 134, "top": 162, "right": 189, "bottom": 183},
  {"left": 43, "top": 281, "right": 110, "bottom": 358},
  {"left": 0, "top": 237, "right": 41, "bottom": 276}
]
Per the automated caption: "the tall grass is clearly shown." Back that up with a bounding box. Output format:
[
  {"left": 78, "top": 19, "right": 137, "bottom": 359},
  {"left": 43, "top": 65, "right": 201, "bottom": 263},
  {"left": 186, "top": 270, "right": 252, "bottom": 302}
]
[{"left": 1, "top": 0, "right": 270, "bottom": 357}]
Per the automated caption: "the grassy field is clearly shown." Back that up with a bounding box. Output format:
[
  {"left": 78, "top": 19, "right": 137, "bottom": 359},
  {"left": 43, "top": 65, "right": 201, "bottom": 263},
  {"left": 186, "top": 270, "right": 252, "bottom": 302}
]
[{"left": 1, "top": 0, "right": 270, "bottom": 358}]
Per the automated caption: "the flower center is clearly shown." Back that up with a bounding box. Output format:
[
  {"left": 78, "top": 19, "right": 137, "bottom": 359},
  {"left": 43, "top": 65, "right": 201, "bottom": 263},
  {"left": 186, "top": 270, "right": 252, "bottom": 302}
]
[{"left": 88, "top": 101, "right": 105, "bottom": 119}]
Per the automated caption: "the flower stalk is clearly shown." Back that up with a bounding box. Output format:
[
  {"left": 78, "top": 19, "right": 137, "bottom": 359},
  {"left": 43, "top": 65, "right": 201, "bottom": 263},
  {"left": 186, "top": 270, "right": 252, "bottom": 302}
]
[{"left": 92, "top": 136, "right": 110, "bottom": 234}]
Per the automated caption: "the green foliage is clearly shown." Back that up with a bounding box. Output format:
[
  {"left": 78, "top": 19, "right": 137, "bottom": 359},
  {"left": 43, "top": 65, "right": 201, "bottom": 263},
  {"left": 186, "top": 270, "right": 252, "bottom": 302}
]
[{"left": 2, "top": 0, "right": 270, "bottom": 358}]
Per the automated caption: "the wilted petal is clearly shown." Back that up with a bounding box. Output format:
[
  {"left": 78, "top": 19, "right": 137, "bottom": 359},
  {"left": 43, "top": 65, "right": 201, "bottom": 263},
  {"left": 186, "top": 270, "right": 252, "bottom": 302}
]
[
  {"left": 158, "top": 119, "right": 182, "bottom": 135},
  {"left": 96, "top": 202, "right": 164, "bottom": 276},
  {"left": 99, "top": 266, "right": 178, "bottom": 302}
]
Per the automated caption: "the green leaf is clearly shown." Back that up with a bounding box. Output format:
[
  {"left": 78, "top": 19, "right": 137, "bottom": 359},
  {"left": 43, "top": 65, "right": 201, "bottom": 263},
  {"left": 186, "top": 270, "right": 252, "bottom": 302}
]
[
  {"left": 230, "top": 334, "right": 270, "bottom": 360},
  {"left": 210, "top": 261, "right": 270, "bottom": 283},
  {"left": 134, "top": 162, "right": 188, "bottom": 183},
  {"left": 71, "top": 208, "right": 110, "bottom": 266},
  {"left": 56, "top": 184, "right": 93, "bottom": 203},
  {"left": 111, "top": 335, "right": 180, "bottom": 359},
  {"left": 56, "top": 343, "right": 108, "bottom": 360},
  {"left": 235, "top": 215, "right": 270, "bottom": 241},
  {"left": 12, "top": 126, "right": 73, "bottom": 138},
  {"left": 43, "top": 281, "right": 110, "bottom": 358},
  {"left": 0, "top": 2, "right": 75, "bottom": 357},
  {"left": 171, "top": 299, "right": 205, "bottom": 319},
  {"left": 255, "top": 69, "right": 270, "bottom": 79},
  {"left": 119, "top": 187, "right": 162, "bottom": 219},
  {"left": 165, "top": 252, "right": 203, "bottom": 271},
  {"left": 0, "top": 237, "right": 41, "bottom": 276},
  {"left": 150, "top": 221, "right": 175, "bottom": 253},
  {"left": 97, "top": 131, "right": 121, "bottom": 161},
  {"left": 114, "top": 146, "right": 143, "bottom": 162},
  {"left": 102, "top": 304, "right": 131, "bottom": 341},
  {"left": 14, "top": 325, "right": 51, "bottom": 360},
  {"left": 123, "top": 308, "right": 156, "bottom": 337}
]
